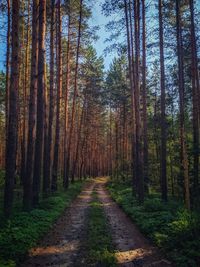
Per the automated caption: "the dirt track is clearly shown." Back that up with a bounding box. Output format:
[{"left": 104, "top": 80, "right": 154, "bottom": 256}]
[
  {"left": 96, "top": 178, "right": 172, "bottom": 267},
  {"left": 21, "top": 182, "right": 94, "bottom": 267},
  {"left": 21, "top": 178, "right": 173, "bottom": 267}
]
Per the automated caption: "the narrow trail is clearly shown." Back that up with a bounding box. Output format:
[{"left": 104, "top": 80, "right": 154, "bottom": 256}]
[
  {"left": 96, "top": 178, "right": 172, "bottom": 267},
  {"left": 21, "top": 181, "right": 95, "bottom": 267},
  {"left": 21, "top": 178, "right": 173, "bottom": 267}
]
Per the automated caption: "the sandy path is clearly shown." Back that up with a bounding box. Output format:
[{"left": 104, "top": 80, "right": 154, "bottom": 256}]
[
  {"left": 96, "top": 178, "right": 173, "bottom": 267},
  {"left": 21, "top": 181, "right": 94, "bottom": 267}
]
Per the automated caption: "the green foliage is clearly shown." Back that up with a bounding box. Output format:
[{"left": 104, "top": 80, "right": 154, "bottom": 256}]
[
  {"left": 0, "top": 259, "right": 15, "bottom": 267},
  {"left": 105, "top": 54, "right": 129, "bottom": 109},
  {"left": 107, "top": 181, "right": 200, "bottom": 267},
  {"left": 86, "top": 192, "right": 117, "bottom": 266},
  {"left": 0, "top": 182, "right": 83, "bottom": 266},
  {"left": 144, "top": 198, "right": 166, "bottom": 211}
]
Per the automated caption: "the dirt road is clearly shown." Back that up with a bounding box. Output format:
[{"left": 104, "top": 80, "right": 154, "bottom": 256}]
[
  {"left": 96, "top": 178, "right": 172, "bottom": 267},
  {"left": 21, "top": 182, "right": 94, "bottom": 267},
  {"left": 21, "top": 178, "right": 172, "bottom": 267}
]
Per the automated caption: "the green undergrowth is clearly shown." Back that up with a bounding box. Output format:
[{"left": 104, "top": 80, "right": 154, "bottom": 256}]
[
  {"left": 107, "top": 180, "right": 200, "bottom": 267},
  {"left": 0, "top": 181, "right": 84, "bottom": 267},
  {"left": 86, "top": 191, "right": 117, "bottom": 266}
]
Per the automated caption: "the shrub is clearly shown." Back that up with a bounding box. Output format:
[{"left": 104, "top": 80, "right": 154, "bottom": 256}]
[{"left": 144, "top": 198, "right": 166, "bottom": 212}]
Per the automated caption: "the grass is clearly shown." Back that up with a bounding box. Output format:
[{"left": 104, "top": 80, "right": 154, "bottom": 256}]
[
  {"left": 0, "top": 181, "right": 84, "bottom": 267},
  {"left": 107, "top": 180, "right": 200, "bottom": 267},
  {"left": 86, "top": 191, "right": 117, "bottom": 266}
]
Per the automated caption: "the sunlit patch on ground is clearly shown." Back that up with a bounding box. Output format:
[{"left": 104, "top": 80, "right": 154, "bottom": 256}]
[
  {"left": 115, "top": 248, "right": 153, "bottom": 263},
  {"left": 78, "top": 194, "right": 92, "bottom": 199},
  {"left": 21, "top": 182, "right": 95, "bottom": 266},
  {"left": 98, "top": 178, "right": 173, "bottom": 267},
  {"left": 30, "top": 240, "right": 79, "bottom": 256},
  {"left": 94, "top": 177, "right": 109, "bottom": 184}
]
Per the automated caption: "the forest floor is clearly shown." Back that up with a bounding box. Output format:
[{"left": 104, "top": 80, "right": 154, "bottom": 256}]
[{"left": 21, "top": 178, "right": 172, "bottom": 267}]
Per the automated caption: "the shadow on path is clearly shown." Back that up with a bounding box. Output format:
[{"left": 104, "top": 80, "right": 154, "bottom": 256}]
[
  {"left": 21, "top": 182, "right": 95, "bottom": 267},
  {"left": 96, "top": 177, "right": 173, "bottom": 267}
]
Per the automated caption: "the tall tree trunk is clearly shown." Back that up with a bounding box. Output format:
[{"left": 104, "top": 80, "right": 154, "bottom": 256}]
[
  {"left": 134, "top": 0, "right": 144, "bottom": 203},
  {"left": 21, "top": 0, "right": 30, "bottom": 187},
  {"left": 23, "top": 0, "right": 39, "bottom": 211},
  {"left": 189, "top": 0, "right": 199, "bottom": 198},
  {"left": 63, "top": 4, "right": 71, "bottom": 189},
  {"left": 141, "top": 0, "right": 148, "bottom": 194},
  {"left": 159, "top": 0, "right": 167, "bottom": 202},
  {"left": 115, "top": 111, "right": 119, "bottom": 179},
  {"left": 4, "top": 0, "right": 20, "bottom": 218},
  {"left": 52, "top": 0, "right": 62, "bottom": 192},
  {"left": 71, "top": 97, "right": 86, "bottom": 181},
  {"left": 44, "top": 0, "right": 55, "bottom": 194},
  {"left": 32, "top": 0, "right": 46, "bottom": 206},
  {"left": 124, "top": 0, "right": 136, "bottom": 192},
  {"left": 109, "top": 105, "right": 112, "bottom": 175},
  {"left": 176, "top": 0, "right": 190, "bottom": 210},
  {"left": 65, "top": 0, "right": 83, "bottom": 184},
  {"left": 43, "top": 62, "right": 49, "bottom": 195},
  {"left": 5, "top": 0, "right": 11, "bottom": 136}
]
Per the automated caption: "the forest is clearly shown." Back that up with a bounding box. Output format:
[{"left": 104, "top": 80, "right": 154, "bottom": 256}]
[{"left": 0, "top": 0, "right": 200, "bottom": 266}]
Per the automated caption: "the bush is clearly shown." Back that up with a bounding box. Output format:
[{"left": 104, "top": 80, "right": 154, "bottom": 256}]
[
  {"left": 0, "top": 259, "right": 15, "bottom": 267},
  {"left": 144, "top": 198, "right": 166, "bottom": 212}
]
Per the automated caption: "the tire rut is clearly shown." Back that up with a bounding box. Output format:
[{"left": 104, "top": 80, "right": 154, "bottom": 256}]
[
  {"left": 96, "top": 177, "right": 173, "bottom": 267},
  {"left": 21, "top": 181, "right": 95, "bottom": 267}
]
